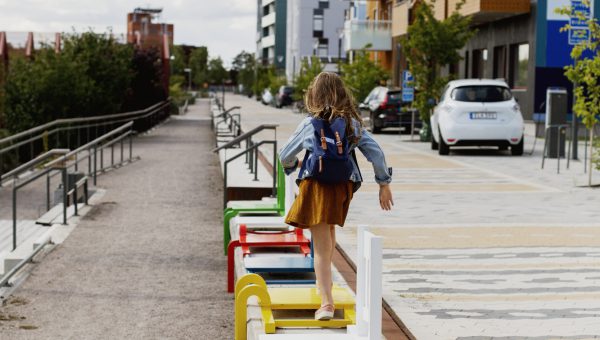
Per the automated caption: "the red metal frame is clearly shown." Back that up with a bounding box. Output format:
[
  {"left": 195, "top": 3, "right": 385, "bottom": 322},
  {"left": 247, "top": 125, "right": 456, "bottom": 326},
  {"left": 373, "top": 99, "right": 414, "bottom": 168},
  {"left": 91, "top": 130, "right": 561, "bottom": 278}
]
[{"left": 227, "top": 224, "right": 311, "bottom": 292}]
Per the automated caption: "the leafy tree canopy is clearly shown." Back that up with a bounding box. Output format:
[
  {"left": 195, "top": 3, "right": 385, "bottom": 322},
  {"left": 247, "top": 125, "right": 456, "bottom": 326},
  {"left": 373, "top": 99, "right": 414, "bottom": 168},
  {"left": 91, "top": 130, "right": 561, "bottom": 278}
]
[
  {"left": 341, "top": 48, "right": 390, "bottom": 103},
  {"left": 401, "top": 0, "right": 474, "bottom": 121}
]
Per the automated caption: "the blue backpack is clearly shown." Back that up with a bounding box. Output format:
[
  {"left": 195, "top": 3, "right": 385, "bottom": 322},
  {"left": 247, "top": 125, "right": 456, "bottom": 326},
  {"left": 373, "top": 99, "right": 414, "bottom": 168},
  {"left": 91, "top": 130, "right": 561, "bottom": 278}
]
[{"left": 299, "top": 117, "right": 354, "bottom": 184}]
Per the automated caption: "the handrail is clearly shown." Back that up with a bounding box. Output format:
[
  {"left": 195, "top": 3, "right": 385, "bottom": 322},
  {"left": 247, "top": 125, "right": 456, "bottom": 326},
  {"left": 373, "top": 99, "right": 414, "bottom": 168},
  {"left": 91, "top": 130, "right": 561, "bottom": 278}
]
[
  {"left": 214, "top": 106, "right": 241, "bottom": 119},
  {"left": 212, "top": 124, "right": 278, "bottom": 152},
  {"left": 1, "top": 149, "right": 69, "bottom": 182},
  {"left": 0, "top": 101, "right": 166, "bottom": 146},
  {"left": 44, "top": 121, "right": 133, "bottom": 168}
]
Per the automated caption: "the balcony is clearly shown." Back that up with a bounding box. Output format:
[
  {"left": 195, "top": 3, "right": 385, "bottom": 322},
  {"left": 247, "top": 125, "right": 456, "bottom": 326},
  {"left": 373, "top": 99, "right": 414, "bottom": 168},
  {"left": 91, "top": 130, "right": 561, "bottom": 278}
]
[
  {"left": 448, "top": 0, "right": 530, "bottom": 24},
  {"left": 261, "top": 12, "right": 275, "bottom": 28},
  {"left": 261, "top": 34, "right": 275, "bottom": 48},
  {"left": 344, "top": 19, "right": 392, "bottom": 51}
]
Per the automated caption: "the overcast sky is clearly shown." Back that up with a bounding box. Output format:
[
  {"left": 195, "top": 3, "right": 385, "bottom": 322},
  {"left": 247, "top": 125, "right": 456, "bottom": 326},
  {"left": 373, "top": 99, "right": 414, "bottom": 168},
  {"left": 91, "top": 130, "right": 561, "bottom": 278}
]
[{"left": 0, "top": 0, "right": 256, "bottom": 66}]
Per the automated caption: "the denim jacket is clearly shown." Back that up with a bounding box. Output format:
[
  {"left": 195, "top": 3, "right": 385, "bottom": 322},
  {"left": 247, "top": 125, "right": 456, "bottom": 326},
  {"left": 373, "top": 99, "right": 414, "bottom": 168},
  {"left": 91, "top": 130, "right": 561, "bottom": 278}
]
[{"left": 278, "top": 117, "right": 392, "bottom": 186}]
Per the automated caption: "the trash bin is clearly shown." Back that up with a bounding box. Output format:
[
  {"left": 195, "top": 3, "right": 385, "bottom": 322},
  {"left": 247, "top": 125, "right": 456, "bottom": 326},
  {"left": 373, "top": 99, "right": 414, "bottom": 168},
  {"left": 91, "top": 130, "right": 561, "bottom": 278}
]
[{"left": 545, "top": 87, "right": 568, "bottom": 158}]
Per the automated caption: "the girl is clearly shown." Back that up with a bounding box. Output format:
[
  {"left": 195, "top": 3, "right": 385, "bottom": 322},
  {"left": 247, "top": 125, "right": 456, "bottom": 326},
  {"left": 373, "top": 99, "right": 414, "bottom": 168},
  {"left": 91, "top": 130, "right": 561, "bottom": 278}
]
[{"left": 278, "top": 72, "right": 393, "bottom": 320}]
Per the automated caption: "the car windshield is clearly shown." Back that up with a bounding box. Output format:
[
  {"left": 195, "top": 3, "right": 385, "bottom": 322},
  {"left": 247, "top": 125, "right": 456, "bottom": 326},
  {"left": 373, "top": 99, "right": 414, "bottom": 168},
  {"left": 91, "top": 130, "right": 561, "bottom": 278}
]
[{"left": 451, "top": 86, "right": 513, "bottom": 102}]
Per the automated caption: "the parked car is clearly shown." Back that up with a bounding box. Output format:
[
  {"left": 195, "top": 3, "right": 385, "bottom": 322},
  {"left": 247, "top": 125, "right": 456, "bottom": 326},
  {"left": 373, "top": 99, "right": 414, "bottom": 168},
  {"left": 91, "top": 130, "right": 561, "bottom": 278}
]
[
  {"left": 431, "top": 79, "right": 524, "bottom": 156},
  {"left": 261, "top": 88, "right": 274, "bottom": 106},
  {"left": 276, "top": 86, "right": 294, "bottom": 108},
  {"left": 359, "top": 86, "right": 422, "bottom": 134}
]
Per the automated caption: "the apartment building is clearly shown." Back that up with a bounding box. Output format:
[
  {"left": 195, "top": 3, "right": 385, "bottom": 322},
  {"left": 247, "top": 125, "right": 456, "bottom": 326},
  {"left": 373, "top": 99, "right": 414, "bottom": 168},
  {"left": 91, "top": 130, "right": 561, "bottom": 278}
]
[
  {"left": 257, "top": 0, "right": 287, "bottom": 70},
  {"left": 126, "top": 8, "right": 174, "bottom": 49},
  {"left": 285, "top": 0, "right": 348, "bottom": 81},
  {"left": 344, "top": 0, "right": 393, "bottom": 70},
  {"left": 391, "top": 0, "right": 600, "bottom": 120}
]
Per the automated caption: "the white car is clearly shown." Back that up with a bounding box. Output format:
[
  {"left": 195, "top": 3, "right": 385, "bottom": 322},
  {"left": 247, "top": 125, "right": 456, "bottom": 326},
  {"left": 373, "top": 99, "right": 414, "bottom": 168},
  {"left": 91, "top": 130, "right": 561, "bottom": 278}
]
[{"left": 431, "top": 79, "right": 524, "bottom": 156}]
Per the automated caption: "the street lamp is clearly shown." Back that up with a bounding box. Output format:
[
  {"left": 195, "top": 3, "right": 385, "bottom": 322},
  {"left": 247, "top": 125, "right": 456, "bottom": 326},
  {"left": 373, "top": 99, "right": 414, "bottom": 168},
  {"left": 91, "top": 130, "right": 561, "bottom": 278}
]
[{"left": 183, "top": 68, "right": 191, "bottom": 92}]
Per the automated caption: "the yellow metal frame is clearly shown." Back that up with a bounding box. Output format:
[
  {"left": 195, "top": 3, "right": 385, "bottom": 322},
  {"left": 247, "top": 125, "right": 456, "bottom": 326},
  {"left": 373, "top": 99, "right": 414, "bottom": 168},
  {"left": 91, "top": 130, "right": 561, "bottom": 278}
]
[{"left": 235, "top": 274, "right": 356, "bottom": 339}]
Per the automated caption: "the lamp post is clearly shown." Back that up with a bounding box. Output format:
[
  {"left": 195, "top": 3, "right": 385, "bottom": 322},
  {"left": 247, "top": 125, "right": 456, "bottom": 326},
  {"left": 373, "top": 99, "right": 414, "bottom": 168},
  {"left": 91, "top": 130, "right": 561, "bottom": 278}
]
[{"left": 183, "top": 68, "right": 191, "bottom": 92}]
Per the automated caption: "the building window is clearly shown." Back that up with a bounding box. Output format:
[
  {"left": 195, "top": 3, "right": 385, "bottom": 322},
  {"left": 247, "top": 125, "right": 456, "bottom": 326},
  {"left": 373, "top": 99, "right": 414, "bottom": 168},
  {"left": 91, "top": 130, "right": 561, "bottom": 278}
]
[
  {"left": 318, "top": 43, "right": 328, "bottom": 57},
  {"left": 472, "top": 48, "right": 488, "bottom": 78},
  {"left": 509, "top": 43, "right": 529, "bottom": 89},
  {"left": 313, "top": 14, "right": 324, "bottom": 31},
  {"left": 263, "top": 27, "right": 269, "bottom": 38},
  {"left": 493, "top": 46, "right": 507, "bottom": 80}
]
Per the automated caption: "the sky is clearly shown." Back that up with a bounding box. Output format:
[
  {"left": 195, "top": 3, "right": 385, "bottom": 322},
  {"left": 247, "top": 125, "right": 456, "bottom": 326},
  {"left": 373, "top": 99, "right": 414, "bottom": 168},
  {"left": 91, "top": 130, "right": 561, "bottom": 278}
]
[{"left": 0, "top": 0, "right": 256, "bottom": 67}]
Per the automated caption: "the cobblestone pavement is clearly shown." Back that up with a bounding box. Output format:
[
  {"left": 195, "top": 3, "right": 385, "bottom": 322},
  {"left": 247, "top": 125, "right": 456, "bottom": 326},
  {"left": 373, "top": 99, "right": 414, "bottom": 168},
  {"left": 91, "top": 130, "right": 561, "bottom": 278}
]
[
  {"left": 0, "top": 100, "right": 233, "bottom": 339},
  {"left": 226, "top": 93, "right": 600, "bottom": 339}
]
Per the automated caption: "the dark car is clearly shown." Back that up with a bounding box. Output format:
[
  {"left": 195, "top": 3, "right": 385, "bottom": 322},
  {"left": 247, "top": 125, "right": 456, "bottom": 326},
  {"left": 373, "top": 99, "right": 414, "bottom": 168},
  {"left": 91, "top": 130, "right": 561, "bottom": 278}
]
[
  {"left": 276, "top": 86, "right": 294, "bottom": 108},
  {"left": 359, "top": 86, "right": 422, "bottom": 134}
]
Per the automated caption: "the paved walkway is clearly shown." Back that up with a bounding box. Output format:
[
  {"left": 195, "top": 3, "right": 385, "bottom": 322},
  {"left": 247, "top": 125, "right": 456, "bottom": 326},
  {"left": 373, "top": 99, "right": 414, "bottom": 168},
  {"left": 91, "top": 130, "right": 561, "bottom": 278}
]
[
  {"left": 225, "top": 93, "right": 600, "bottom": 339},
  {"left": 0, "top": 99, "right": 233, "bottom": 339}
]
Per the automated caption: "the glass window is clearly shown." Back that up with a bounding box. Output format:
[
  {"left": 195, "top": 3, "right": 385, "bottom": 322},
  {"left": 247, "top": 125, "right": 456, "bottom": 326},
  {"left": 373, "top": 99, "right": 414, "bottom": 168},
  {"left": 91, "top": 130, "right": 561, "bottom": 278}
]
[
  {"left": 318, "top": 43, "right": 328, "bottom": 57},
  {"left": 313, "top": 14, "right": 324, "bottom": 31},
  {"left": 509, "top": 43, "right": 529, "bottom": 88},
  {"left": 472, "top": 49, "right": 488, "bottom": 78},
  {"left": 451, "top": 86, "right": 513, "bottom": 102},
  {"left": 493, "top": 46, "right": 506, "bottom": 79}
]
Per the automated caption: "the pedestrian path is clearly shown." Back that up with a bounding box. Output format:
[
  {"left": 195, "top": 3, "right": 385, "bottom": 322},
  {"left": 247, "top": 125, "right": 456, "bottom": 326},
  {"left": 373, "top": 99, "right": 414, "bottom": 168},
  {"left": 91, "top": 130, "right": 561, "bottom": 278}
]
[{"left": 0, "top": 99, "right": 233, "bottom": 338}]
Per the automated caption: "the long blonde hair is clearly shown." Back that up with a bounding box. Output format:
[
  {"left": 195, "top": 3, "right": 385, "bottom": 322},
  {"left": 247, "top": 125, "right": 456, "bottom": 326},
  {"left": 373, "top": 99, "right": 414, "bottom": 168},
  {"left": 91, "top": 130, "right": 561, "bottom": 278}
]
[{"left": 304, "top": 72, "right": 363, "bottom": 140}]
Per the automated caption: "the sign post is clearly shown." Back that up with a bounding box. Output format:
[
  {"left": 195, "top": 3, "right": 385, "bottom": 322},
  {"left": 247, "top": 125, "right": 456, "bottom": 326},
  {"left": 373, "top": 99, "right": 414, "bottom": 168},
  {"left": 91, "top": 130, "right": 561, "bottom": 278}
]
[{"left": 402, "top": 71, "right": 415, "bottom": 139}]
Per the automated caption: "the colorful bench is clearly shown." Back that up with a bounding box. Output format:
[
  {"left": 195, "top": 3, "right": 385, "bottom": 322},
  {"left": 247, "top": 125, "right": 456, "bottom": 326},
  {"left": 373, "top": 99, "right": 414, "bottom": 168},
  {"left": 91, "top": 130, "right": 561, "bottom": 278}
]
[
  {"left": 228, "top": 224, "right": 312, "bottom": 292},
  {"left": 235, "top": 274, "right": 356, "bottom": 340}
]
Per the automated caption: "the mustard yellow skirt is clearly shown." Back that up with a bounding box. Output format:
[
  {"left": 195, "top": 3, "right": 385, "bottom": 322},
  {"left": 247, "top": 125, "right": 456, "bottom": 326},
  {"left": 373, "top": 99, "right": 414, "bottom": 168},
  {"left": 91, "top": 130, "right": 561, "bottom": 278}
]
[{"left": 285, "top": 178, "right": 354, "bottom": 229}]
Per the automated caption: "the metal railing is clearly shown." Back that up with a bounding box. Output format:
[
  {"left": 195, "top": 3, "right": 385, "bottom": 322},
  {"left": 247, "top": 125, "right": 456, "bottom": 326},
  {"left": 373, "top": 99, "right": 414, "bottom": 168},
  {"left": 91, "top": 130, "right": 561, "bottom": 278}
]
[
  {"left": 0, "top": 100, "right": 170, "bottom": 186},
  {"left": 212, "top": 106, "right": 242, "bottom": 145},
  {"left": 541, "top": 124, "right": 572, "bottom": 174},
  {"left": 213, "top": 124, "right": 279, "bottom": 208},
  {"left": 7, "top": 121, "right": 137, "bottom": 253}
]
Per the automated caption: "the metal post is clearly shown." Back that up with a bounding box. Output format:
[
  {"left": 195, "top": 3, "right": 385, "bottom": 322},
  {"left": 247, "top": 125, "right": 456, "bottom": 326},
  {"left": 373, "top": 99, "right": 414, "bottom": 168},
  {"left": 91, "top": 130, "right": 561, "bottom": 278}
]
[
  {"left": 253, "top": 147, "right": 259, "bottom": 181},
  {"left": 584, "top": 128, "right": 588, "bottom": 174},
  {"left": 62, "top": 168, "right": 67, "bottom": 225},
  {"left": 88, "top": 150, "right": 92, "bottom": 178},
  {"left": 100, "top": 146, "right": 104, "bottom": 172},
  {"left": 73, "top": 182, "right": 78, "bottom": 216},
  {"left": 542, "top": 127, "right": 549, "bottom": 169},
  {"left": 75, "top": 153, "right": 78, "bottom": 172},
  {"left": 120, "top": 138, "right": 124, "bottom": 165},
  {"left": 84, "top": 180, "right": 89, "bottom": 205},
  {"left": 93, "top": 146, "right": 97, "bottom": 186},
  {"left": 557, "top": 126, "right": 561, "bottom": 174},
  {"left": 411, "top": 109, "right": 416, "bottom": 141},
  {"left": 272, "top": 142, "right": 277, "bottom": 198},
  {"left": 129, "top": 134, "right": 133, "bottom": 162},
  {"left": 111, "top": 144, "right": 114, "bottom": 167},
  {"left": 12, "top": 184, "right": 17, "bottom": 251},
  {"left": 46, "top": 172, "right": 51, "bottom": 211}
]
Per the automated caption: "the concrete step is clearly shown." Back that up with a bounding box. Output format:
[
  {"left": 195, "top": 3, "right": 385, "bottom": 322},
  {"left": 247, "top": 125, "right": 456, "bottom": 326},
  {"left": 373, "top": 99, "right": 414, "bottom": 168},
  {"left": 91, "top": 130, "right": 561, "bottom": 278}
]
[
  {"left": 0, "top": 220, "right": 47, "bottom": 276},
  {"left": 36, "top": 203, "right": 64, "bottom": 226}
]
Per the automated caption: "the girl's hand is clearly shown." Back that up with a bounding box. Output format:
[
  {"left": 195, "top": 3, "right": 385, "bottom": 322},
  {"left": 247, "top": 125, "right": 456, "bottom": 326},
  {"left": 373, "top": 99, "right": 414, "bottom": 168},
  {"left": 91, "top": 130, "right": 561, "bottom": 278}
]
[{"left": 379, "top": 184, "right": 394, "bottom": 211}]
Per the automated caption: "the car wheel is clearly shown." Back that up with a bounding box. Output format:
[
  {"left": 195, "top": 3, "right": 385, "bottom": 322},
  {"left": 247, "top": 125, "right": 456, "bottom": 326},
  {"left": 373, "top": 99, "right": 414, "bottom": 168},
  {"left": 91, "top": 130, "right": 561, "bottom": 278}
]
[
  {"left": 370, "top": 112, "right": 381, "bottom": 134},
  {"left": 511, "top": 136, "right": 524, "bottom": 156},
  {"left": 438, "top": 129, "right": 450, "bottom": 155},
  {"left": 431, "top": 135, "right": 439, "bottom": 150}
]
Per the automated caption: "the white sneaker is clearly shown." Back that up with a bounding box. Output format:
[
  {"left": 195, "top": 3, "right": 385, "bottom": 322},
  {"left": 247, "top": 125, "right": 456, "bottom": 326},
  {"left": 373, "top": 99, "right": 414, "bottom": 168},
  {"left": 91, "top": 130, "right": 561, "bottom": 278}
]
[{"left": 315, "top": 304, "right": 335, "bottom": 320}]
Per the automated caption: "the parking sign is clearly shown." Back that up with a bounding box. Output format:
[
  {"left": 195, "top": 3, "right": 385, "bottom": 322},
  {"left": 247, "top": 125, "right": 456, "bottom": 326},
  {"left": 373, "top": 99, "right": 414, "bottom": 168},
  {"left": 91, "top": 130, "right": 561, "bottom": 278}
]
[{"left": 402, "top": 70, "right": 414, "bottom": 102}]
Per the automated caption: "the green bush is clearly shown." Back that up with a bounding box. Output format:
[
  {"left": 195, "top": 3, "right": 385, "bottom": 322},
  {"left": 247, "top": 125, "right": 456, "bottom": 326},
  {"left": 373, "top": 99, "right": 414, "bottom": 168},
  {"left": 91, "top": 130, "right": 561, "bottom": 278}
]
[{"left": 340, "top": 50, "right": 389, "bottom": 103}]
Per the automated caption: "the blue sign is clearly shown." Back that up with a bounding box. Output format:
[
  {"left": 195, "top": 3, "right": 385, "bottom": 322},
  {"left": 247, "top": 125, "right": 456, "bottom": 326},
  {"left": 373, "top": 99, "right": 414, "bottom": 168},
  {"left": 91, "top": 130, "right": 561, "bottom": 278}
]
[{"left": 402, "top": 70, "right": 414, "bottom": 102}]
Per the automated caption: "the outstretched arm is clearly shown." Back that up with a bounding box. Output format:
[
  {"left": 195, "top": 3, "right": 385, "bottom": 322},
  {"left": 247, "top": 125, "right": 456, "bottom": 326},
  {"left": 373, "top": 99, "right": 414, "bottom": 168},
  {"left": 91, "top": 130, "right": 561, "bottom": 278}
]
[
  {"left": 278, "top": 118, "right": 310, "bottom": 174},
  {"left": 357, "top": 128, "right": 394, "bottom": 210}
]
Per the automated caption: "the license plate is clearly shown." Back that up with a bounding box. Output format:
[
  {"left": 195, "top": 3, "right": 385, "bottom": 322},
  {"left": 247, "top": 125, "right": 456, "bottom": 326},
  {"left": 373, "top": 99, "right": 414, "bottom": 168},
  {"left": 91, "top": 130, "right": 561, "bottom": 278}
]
[{"left": 470, "top": 112, "right": 497, "bottom": 120}]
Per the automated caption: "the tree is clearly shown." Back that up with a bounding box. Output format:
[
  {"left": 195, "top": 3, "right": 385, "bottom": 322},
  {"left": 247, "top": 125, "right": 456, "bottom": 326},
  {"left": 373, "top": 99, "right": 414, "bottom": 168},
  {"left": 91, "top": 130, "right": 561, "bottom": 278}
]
[
  {"left": 189, "top": 46, "right": 208, "bottom": 87},
  {"left": 232, "top": 51, "right": 256, "bottom": 95},
  {"left": 170, "top": 45, "right": 187, "bottom": 76},
  {"left": 207, "top": 57, "right": 229, "bottom": 85},
  {"left": 341, "top": 48, "right": 390, "bottom": 103},
  {"left": 557, "top": 0, "right": 600, "bottom": 185},
  {"left": 401, "top": 0, "right": 474, "bottom": 140},
  {"left": 292, "top": 56, "right": 324, "bottom": 101},
  {"left": 122, "top": 46, "right": 166, "bottom": 111}
]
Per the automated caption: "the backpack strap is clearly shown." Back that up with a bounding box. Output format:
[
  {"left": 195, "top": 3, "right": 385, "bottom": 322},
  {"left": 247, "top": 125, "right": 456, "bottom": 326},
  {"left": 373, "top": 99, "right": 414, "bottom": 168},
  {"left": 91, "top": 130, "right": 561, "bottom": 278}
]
[
  {"left": 334, "top": 131, "right": 343, "bottom": 155},
  {"left": 320, "top": 128, "right": 327, "bottom": 150}
]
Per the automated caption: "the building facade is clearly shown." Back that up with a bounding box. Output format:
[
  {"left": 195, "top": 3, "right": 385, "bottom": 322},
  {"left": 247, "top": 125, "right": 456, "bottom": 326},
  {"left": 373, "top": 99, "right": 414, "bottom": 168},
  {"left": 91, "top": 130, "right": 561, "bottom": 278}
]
[
  {"left": 257, "top": 0, "right": 287, "bottom": 70},
  {"left": 391, "top": 0, "right": 599, "bottom": 121},
  {"left": 126, "top": 8, "right": 173, "bottom": 49},
  {"left": 285, "top": 0, "right": 348, "bottom": 82}
]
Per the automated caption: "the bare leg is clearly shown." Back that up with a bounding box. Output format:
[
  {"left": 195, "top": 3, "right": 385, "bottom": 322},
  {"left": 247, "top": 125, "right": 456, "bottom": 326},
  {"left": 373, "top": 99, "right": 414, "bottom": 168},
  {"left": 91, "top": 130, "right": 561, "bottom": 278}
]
[
  {"left": 310, "top": 223, "right": 334, "bottom": 307},
  {"left": 329, "top": 225, "right": 336, "bottom": 266}
]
